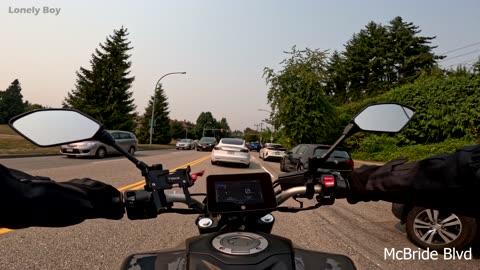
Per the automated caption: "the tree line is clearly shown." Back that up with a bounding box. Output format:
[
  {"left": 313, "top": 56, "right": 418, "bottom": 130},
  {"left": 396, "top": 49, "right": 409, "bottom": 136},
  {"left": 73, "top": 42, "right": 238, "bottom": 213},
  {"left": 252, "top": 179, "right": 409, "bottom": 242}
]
[
  {"left": 0, "top": 79, "right": 46, "bottom": 124},
  {"left": 1, "top": 27, "right": 233, "bottom": 144},
  {"left": 263, "top": 16, "right": 480, "bottom": 158},
  {"left": 5, "top": 17, "right": 479, "bottom": 150}
]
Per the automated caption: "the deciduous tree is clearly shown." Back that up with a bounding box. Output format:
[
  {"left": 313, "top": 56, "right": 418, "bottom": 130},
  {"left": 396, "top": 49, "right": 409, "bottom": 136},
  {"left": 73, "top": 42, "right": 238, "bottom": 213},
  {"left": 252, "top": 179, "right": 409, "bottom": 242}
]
[{"left": 264, "top": 47, "right": 338, "bottom": 145}]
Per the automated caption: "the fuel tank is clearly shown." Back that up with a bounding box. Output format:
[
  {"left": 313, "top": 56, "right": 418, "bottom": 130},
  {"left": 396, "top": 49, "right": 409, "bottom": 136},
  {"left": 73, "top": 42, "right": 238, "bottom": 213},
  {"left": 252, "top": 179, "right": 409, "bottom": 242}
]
[{"left": 120, "top": 232, "right": 356, "bottom": 270}]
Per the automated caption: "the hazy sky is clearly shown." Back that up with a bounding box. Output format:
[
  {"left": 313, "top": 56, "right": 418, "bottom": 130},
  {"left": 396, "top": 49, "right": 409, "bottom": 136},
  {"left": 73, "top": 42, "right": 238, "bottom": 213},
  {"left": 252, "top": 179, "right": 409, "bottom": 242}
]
[{"left": 1, "top": 0, "right": 479, "bottom": 131}]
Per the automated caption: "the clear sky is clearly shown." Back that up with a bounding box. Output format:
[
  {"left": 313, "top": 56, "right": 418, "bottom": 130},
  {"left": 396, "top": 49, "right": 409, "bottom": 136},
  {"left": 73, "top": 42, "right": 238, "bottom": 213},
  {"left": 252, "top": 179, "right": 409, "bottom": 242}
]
[{"left": 1, "top": 0, "right": 479, "bottom": 131}]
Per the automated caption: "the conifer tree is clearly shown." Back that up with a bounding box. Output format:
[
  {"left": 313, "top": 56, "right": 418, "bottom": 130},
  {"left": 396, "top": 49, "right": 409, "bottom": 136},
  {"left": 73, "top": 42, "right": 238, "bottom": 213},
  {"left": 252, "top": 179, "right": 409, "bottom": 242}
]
[
  {"left": 0, "top": 79, "right": 25, "bottom": 124},
  {"left": 136, "top": 84, "right": 171, "bottom": 144},
  {"left": 63, "top": 27, "right": 136, "bottom": 131}
]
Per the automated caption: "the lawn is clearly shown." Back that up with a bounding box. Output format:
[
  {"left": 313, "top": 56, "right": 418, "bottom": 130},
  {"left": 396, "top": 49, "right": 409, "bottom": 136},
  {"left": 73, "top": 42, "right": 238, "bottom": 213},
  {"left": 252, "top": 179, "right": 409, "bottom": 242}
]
[{"left": 0, "top": 125, "right": 175, "bottom": 155}]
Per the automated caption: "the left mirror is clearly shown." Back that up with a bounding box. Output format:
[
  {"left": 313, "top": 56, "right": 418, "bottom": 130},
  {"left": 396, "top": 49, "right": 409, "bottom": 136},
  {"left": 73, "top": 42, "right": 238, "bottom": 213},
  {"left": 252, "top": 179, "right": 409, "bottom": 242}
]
[{"left": 9, "top": 109, "right": 102, "bottom": 147}]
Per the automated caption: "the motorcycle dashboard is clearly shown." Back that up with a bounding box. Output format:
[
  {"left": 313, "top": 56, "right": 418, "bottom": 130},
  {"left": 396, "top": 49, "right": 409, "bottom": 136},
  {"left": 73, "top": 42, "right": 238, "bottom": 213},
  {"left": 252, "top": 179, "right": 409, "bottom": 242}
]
[{"left": 206, "top": 172, "right": 277, "bottom": 213}]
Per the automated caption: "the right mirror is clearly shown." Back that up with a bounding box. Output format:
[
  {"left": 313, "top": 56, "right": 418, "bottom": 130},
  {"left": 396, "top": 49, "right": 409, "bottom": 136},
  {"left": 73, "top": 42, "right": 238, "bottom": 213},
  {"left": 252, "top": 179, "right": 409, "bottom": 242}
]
[{"left": 353, "top": 103, "right": 415, "bottom": 133}]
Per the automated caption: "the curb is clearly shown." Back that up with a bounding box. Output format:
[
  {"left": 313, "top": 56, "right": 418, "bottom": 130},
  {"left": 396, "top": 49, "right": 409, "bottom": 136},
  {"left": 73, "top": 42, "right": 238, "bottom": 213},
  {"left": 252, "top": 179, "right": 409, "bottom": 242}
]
[
  {"left": 0, "top": 147, "right": 176, "bottom": 159},
  {"left": 354, "top": 160, "right": 386, "bottom": 166},
  {"left": 0, "top": 153, "right": 62, "bottom": 159}
]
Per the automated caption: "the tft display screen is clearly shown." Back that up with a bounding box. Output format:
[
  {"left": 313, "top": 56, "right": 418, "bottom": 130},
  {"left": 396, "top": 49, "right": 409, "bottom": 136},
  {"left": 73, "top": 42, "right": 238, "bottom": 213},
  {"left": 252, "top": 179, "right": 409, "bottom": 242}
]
[
  {"left": 215, "top": 180, "right": 264, "bottom": 205},
  {"left": 206, "top": 172, "right": 277, "bottom": 213}
]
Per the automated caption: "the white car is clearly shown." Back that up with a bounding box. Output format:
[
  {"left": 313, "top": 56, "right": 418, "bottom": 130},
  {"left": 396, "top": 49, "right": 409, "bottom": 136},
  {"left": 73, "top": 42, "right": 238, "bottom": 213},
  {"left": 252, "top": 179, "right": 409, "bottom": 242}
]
[
  {"left": 211, "top": 138, "right": 250, "bottom": 167},
  {"left": 176, "top": 138, "right": 195, "bottom": 150},
  {"left": 259, "top": 143, "right": 286, "bottom": 161}
]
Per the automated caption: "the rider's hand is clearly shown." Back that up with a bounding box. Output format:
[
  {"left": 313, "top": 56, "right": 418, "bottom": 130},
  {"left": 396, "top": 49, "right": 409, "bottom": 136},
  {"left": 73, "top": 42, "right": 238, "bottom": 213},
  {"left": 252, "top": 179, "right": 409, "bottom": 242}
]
[
  {"left": 63, "top": 178, "right": 124, "bottom": 220},
  {"left": 347, "top": 158, "right": 418, "bottom": 204},
  {"left": 346, "top": 164, "right": 382, "bottom": 204}
]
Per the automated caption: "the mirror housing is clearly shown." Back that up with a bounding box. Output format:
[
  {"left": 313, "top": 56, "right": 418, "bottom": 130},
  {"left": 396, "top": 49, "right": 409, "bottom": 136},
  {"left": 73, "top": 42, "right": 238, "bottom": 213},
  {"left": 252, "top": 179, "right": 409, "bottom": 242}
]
[{"left": 308, "top": 103, "right": 415, "bottom": 175}]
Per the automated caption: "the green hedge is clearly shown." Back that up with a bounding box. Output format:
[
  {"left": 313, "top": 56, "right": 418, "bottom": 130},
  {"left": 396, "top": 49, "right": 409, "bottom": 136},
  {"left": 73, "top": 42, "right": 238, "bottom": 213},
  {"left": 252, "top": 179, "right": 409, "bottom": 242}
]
[{"left": 351, "top": 136, "right": 476, "bottom": 162}]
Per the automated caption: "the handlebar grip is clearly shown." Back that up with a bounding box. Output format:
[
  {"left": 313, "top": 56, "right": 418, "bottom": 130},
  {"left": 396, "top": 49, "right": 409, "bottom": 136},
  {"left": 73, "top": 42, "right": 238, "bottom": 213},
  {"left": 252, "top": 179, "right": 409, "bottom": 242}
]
[
  {"left": 124, "top": 190, "right": 157, "bottom": 220},
  {"left": 334, "top": 174, "right": 349, "bottom": 199}
]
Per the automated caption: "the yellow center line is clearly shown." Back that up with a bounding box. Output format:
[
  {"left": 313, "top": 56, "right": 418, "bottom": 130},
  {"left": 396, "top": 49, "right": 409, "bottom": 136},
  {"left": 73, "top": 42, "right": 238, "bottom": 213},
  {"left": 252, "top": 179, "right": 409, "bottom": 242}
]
[
  {"left": 0, "top": 228, "right": 12, "bottom": 234},
  {"left": 120, "top": 155, "right": 211, "bottom": 191},
  {"left": 118, "top": 155, "right": 210, "bottom": 191},
  {"left": 0, "top": 154, "right": 211, "bottom": 235}
]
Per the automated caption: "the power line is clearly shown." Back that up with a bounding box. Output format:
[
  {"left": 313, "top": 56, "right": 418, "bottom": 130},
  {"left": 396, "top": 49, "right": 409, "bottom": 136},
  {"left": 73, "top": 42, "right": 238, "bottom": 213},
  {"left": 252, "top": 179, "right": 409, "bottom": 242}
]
[
  {"left": 440, "top": 41, "right": 480, "bottom": 56},
  {"left": 445, "top": 58, "right": 478, "bottom": 69},
  {"left": 439, "top": 49, "right": 480, "bottom": 62}
]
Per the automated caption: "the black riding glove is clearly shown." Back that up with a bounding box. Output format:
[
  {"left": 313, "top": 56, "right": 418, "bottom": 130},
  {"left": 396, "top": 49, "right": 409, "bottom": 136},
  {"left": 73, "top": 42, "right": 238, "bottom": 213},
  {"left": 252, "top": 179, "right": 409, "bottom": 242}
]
[
  {"left": 346, "top": 158, "right": 418, "bottom": 204},
  {"left": 62, "top": 178, "right": 124, "bottom": 220},
  {"left": 0, "top": 164, "right": 124, "bottom": 229}
]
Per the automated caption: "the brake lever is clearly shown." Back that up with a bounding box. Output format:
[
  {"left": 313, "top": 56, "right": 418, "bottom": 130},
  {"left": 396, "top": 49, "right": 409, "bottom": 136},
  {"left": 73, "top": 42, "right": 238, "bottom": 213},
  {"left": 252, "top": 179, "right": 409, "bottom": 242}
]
[{"left": 190, "top": 170, "right": 205, "bottom": 182}]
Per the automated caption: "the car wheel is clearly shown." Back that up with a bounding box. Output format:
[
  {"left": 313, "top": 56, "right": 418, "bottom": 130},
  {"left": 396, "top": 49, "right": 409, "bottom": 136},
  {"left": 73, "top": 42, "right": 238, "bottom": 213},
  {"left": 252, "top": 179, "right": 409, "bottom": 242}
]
[
  {"left": 244, "top": 163, "right": 250, "bottom": 168},
  {"left": 405, "top": 207, "right": 477, "bottom": 251},
  {"left": 211, "top": 160, "right": 216, "bottom": 165},
  {"left": 280, "top": 159, "right": 287, "bottom": 172},
  {"left": 128, "top": 146, "right": 135, "bottom": 156},
  {"left": 95, "top": 147, "right": 107, "bottom": 159}
]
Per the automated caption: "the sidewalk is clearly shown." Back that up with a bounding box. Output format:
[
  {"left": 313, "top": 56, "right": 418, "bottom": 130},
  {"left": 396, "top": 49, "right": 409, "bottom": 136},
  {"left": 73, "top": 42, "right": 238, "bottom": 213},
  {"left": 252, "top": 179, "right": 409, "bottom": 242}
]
[{"left": 353, "top": 160, "right": 386, "bottom": 167}]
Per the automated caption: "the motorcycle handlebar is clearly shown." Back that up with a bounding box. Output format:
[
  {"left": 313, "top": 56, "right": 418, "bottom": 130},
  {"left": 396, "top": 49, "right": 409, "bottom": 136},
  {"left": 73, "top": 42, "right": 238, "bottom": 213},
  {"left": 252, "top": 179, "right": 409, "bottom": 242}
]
[{"left": 156, "top": 185, "right": 323, "bottom": 212}]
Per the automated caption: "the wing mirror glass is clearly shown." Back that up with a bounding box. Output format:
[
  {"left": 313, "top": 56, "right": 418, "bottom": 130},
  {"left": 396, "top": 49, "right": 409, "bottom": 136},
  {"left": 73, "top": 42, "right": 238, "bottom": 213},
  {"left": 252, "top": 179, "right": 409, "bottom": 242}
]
[
  {"left": 353, "top": 103, "right": 415, "bottom": 133},
  {"left": 9, "top": 109, "right": 102, "bottom": 147}
]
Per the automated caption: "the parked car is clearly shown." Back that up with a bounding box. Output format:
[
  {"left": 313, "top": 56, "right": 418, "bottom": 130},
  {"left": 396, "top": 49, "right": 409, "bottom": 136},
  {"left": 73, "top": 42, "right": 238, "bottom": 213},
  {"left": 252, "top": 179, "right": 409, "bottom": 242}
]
[
  {"left": 259, "top": 143, "right": 286, "bottom": 161},
  {"left": 248, "top": 142, "right": 262, "bottom": 152},
  {"left": 211, "top": 138, "right": 250, "bottom": 167},
  {"left": 196, "top": 137, "right": 217, "bottom": 151},
  {"left": 391, "top": 203, "right": 479, "bottom": 251},
  {"left": 176, "top": 138, "right": 195, "bottom": 150},
  {"left": 280, "top": 144, "right": 354, "bottom": 177},
  {"left": 60, "top": 130, "right": 137, "bottom": 159}
]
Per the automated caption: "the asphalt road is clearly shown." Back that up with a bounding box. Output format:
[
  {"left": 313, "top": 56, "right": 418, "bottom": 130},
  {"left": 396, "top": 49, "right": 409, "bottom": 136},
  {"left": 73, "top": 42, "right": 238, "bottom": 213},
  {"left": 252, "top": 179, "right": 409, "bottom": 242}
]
[{"left": 0, "top": 150, "right": 479, "bottom": 269}]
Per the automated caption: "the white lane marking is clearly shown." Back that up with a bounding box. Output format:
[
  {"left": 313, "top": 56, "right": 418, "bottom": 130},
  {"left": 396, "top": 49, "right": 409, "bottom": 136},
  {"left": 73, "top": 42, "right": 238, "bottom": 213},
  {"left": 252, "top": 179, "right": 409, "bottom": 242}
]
[
  {"left": 261, "top": 165, "right": 275, "bottom": 180},
  {"left": 252, "top": 155, "right": 276, "bottom": 180},
  {"left": 93, "top": 159, "right": 123, "bottom": 164}
]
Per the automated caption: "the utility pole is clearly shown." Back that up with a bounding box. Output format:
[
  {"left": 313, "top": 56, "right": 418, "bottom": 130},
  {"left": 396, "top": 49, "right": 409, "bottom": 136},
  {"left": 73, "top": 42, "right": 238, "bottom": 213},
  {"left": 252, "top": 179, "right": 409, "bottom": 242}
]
[{"left": 259, "top": 122, "right": 263, "bottom": 145}]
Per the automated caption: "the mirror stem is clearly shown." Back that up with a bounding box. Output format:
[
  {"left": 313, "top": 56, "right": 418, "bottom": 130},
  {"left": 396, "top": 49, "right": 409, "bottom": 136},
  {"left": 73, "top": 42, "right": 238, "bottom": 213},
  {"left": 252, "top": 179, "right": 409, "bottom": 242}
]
[
  {"left": 95, "top": 129, "right": 149, "bottom": 172},
  {"left": 308, "top": 123, "right": 359, "bottom": 175}
]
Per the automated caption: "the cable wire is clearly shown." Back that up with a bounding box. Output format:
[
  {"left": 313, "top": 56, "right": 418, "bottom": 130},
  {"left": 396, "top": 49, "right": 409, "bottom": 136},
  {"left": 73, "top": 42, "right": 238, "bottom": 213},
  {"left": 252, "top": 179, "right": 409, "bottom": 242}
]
[
  {"left": 440, "top": 41, "right": 480, "bottom": 56},
  {"left": 439, "top": 49, "right": 480, "bottom": 62}
]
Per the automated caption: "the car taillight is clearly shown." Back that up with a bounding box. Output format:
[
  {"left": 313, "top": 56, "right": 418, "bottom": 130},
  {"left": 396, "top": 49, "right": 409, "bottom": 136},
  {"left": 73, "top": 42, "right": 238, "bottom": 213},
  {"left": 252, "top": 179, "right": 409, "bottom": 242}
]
[
  {"left": 322, "top": 175, "right": 335, "bottom": 188},
  {"left": 346, "top": 159, "right": 354, "bottom": 167},
  {"left": 214, "top": 146, "right": 222, "bottom": 150}
]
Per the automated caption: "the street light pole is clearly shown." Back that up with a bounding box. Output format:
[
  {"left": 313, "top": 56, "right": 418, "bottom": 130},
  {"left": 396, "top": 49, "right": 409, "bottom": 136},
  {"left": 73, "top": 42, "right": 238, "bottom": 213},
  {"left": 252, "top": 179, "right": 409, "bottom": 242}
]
[
  {"left": 149, "top": 72, "right": 186, "bottom": 145},
  {"left": 258, "top": 109, "right": 274, "bottom": 143},
  {"left": 202, "top": 122, "right": 211, "bottom": 137}
]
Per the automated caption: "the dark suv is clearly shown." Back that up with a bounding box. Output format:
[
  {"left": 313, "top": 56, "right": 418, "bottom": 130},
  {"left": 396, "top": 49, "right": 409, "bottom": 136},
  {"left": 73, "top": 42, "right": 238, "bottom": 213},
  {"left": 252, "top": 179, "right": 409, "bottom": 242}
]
[
  {"left": 196, "top": 137, "right": 217, "bottom": 151},
  {"left": 280, "top": 144, "right": 353, "bottom": 177}
]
